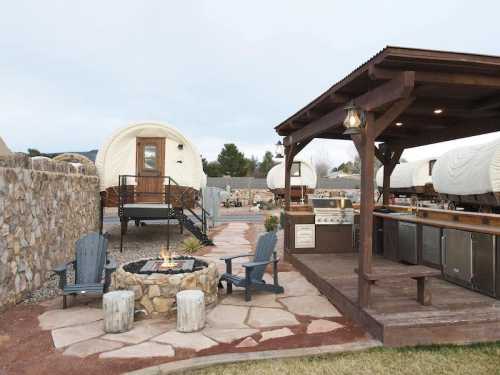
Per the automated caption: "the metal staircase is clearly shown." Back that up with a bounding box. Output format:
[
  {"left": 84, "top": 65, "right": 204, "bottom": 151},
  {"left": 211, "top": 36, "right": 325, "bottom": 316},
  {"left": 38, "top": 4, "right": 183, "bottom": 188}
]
[{"left": 173, "top": 209, "right": 213, "bottom": 245}]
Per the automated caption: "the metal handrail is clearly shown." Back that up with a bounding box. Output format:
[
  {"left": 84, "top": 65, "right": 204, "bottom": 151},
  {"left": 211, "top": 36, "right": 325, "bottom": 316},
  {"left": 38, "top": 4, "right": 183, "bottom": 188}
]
[{"left": 118, "top": 174, "right": 210, "bottom": 232}]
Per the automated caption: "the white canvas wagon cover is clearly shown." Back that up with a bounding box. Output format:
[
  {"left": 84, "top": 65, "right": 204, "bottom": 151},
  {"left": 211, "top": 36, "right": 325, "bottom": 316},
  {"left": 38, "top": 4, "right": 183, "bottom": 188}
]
[
  {"left": 433, "top": 137, "right": 500, "bottom": 196},
  {"left": 95, "top": 122, "right": 206, "bottom": 191},
  {"left": 376, "top": 159, "right": 433, "bottom": 189},
  {"left": 266, "top": 160, "right": 317, "bottom": 190}
]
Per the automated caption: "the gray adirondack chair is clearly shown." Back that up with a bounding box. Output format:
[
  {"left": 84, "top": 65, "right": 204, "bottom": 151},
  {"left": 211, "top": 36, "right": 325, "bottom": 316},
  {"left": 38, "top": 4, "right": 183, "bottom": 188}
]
[
  {"left": 220, "top": 231, "right": 284, "bottom": 301},
  {"left": 54, "top": 232, "right": 117, "bottom": 309}
]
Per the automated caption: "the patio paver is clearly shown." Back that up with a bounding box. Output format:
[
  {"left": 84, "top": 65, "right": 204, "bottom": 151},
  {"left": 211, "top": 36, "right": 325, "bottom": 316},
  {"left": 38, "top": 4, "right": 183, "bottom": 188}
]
[
  {"left": 279, "top": 295, "right": 342, "bottom": 318},
  {"left": 259, "top": 328, "right": 294, "bottom": 342},
  {"left": 247, "top": 307, "right": 299, "bottom": 329},
  {"left": 202, "top": 328, "right": 258, "bottom": 344},
  {"left": 307, "top": 319, "right": 344, "bottom": 334},
  {"left": 220, "top": 293, "right": 283, "bottom": 308},
  {"left": 101, "top": 319, "right": 174, "bottom": 344},
  {"left": 51, "top": 320, "right": 105, "bottom": 349},
  {"left": 38, "top": 307, "right": 103, "bottom": 330},
  {"left": 153, "top": 331, "right": 218, "bottom": 352},
  {"left": 63, "top": 338, "right": 124, "bottom": 358},
  {"left": 99, "top": 342, "right": 175, "bottom": 359},
  {"left": 206, "top": 305, "right": 249, "bottom": 328},
  {"left": 236, "top": 337, "right": 258, "bottom": 348}
]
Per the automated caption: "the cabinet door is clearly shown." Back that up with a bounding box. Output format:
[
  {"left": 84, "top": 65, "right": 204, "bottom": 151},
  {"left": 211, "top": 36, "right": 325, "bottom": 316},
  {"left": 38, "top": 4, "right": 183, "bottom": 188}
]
[
  {"left": 472, "top": 233, "right": 495, "bottom": 296},
  {"left": 443, "top": 229, "right": 472, "bottom": 284},
  {"left": 399, "top": 222, "right": 418, "bottom": 264},
  {"left": 422, "top": 226, "right": 441, "bottom": 266},
  {"left": 383, "top": 219, "right": 399, "bottom": 261}
]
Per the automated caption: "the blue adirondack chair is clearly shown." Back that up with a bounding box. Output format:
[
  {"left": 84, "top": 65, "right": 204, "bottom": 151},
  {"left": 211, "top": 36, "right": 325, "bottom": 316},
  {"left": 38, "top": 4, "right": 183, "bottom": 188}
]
[
  {"left": 54, "top": 232, "right": 117, "bottom": 309},
  {"left": 219, "top": 231, "right": 284, "bottom": 301}
]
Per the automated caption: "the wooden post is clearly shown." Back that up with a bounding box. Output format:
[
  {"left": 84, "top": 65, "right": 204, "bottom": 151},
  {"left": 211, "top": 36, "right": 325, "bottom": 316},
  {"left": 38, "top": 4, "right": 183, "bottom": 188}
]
[
  {"left": 284, "top": 145, "right": 293, "bottom": 211},
  {"left": 355, "top": 113, "right": 375, "bottom": 308},
  {"left": 382, "top": 148, "right": 391, "bottom": 206}
]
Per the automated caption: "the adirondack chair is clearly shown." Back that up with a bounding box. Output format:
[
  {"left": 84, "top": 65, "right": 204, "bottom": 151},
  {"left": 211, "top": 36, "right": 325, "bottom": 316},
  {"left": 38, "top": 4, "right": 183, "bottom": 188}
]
[
  {"left": 219, "top": 231, "right": 284, "bottom": 301},
  {"left": 53, "top": 232, "right": 117, "bottom": 308}
]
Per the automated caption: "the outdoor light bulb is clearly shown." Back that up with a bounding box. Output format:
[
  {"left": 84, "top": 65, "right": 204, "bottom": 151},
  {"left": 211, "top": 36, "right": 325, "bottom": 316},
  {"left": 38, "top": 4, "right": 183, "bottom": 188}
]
[
  {"left": 433, "top": 108, "right": 443, "bottom": 114},
  {"left": 396, "top": 122, "right": 403, "bottom": 127}
]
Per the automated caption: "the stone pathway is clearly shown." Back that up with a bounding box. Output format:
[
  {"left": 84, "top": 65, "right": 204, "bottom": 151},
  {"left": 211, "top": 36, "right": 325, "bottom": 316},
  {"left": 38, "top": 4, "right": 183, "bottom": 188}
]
[{"left": 37, "top": 223, "right": 356, "bottom": 360}]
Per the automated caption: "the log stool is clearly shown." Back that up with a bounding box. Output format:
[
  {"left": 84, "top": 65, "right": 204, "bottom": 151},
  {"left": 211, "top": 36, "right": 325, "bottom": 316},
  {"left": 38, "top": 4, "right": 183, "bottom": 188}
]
[
  {"left": 176, "top": 290, "right": 205, "bottom": 332},
  {"left": 103, "top": 290, "right": 135, "bottom": 333}
]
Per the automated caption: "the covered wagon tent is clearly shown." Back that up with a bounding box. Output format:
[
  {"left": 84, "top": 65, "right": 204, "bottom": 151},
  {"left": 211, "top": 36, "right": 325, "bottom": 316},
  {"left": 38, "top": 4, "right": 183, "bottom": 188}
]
[
  {"left": 375, "top": 158, "right": 436, "bottom": 200},
  {"left": 433, "top": 137, "right": 500, "bottom": 212},
  {"left": 266, "top": 159, "right": 317, "bottom": 203},
  {"left": 95, "top": 122, "right": 211, "bottom": 251},
  {"left": 275, "top": 46, "right": 500, "bottom": 346},
  {"left": 0, "top": 136, "right": 12, "bottom": 156}
]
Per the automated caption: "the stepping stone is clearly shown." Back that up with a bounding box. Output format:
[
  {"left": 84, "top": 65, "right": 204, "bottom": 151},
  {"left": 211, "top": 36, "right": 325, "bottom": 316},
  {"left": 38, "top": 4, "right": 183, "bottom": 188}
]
[
  {"left": 279, "top": 296, "right": 341, "bottom": 318},
  {"left": 260, "top": 328, "right": 294, "bottom": 342},
  {"left": 206, "top": 305, "right": 249, "bottom": 328},
  {"left": 39, "top": 307, "right": 103, "bottom": 330},
  {"left": 202, "top": 328, "right": 258, "bottom": 344},
  {"left": 63, "top": 338, "right": 124, "bottom": 358},
  {"left": 306, "top": 319, "right": 344, "bottom": 334},
  {"left": 247, "top": 307, "right": 299, "bottom": 329},
  {"left": 236, "top": 337, "right": 258, "bottom": 348},
  {"left": 101, "top": 319, "right": 174, "bottom": 344},
  {"left": 153, "top": 331, "right": 218, "bottom": 352},
  {"left": 265, "top": 272, "right": 319, "bottom": 297},
  {"left": 221, "top": 293, "right": 282, "bottom": 308},
  {"left": 99, "top": 342, "right": 175, "bottom": 359},
  {"left": 51, "top": 320, "right": 105, "bottom": 349}
]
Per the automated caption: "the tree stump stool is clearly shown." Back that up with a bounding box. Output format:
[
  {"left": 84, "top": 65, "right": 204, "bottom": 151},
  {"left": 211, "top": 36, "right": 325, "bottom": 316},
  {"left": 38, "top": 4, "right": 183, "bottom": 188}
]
[
  {"left": 176, "top": 290, "right": 205, "bottom": 332},
  {"left": 103, "top": 290, "right": 135, "bottom": 333}
]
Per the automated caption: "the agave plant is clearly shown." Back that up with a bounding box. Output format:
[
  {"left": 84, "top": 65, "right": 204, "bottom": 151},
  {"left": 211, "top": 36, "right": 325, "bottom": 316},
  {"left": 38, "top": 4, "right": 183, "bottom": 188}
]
[{"left": 180, "top": 237, "right": 203, "bottom": 254}]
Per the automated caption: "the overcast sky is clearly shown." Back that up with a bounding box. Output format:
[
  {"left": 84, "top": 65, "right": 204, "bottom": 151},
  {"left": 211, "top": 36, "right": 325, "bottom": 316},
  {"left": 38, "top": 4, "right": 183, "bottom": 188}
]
[{"left": 1, "top": 1, "right": 499, "bottom": 167}]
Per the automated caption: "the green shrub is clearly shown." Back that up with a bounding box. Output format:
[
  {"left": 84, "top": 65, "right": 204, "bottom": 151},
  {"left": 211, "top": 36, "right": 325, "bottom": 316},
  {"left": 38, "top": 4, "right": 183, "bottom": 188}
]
[
  {"left": 264, "top": 215, "right": 279, "bottom": 232},
  {"left": 180, "top": 237, "right": 203, "bottom": 254}
]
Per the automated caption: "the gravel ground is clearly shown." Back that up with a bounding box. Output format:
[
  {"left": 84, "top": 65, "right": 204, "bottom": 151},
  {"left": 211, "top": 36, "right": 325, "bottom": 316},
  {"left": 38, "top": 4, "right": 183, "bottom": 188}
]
[{"left": 23, "top": 221, "right": 190, "bottom": 304}]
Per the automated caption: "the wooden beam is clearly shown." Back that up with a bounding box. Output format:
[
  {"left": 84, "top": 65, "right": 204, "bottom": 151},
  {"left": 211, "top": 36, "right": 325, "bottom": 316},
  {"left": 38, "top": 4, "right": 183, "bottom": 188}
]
[
  {"left": 369, "top": 65, "right": 500, "bottom": 88},
  {"left": 381, "top": 144, "right": 404, "bottom": 206},
  {"left": 472, "top": 95, "right": 500, "bottom": 111},
  {"left": 284, "top": 72, "right": 415, "bottom": 146},
  {"left": 373, "top": 97, "right": 416, "bottom": 138}
]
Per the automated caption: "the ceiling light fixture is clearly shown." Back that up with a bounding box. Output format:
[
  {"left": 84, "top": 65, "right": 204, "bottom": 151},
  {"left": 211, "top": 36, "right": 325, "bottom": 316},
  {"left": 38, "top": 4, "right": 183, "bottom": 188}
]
[
  {"left": 433, "top": 108, "right": 443, "bottom": 114},
  {"left": 395, "top": 122, "right": 403, "bottom": 127}
]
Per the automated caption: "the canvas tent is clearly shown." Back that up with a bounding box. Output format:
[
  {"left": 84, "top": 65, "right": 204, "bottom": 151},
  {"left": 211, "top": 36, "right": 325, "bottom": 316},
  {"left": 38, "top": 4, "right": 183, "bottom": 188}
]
[
  {"left": 266, "top": 160, "right": 317, "bottom": 202},
  {"left": 0, "top": 137, "right": 12, "bottom": 156},
  {"left": 376, "top": 159, "right": 435, "bottom": 197},
  {"left": 95, "top": 122, "right": 206, "bottom": 207}
]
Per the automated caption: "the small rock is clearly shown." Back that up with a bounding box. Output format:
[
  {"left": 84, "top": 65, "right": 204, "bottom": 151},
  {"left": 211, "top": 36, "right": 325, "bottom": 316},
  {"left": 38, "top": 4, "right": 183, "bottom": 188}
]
[{"left": 148, "top": 285, "right": 161, "bottom": 298}]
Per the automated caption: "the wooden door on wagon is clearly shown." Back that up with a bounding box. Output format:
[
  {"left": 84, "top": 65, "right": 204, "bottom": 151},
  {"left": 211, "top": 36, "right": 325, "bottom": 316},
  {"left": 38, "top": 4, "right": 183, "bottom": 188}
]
[{"left": 136, "top": 137, "right": 165, "bottom": 203}]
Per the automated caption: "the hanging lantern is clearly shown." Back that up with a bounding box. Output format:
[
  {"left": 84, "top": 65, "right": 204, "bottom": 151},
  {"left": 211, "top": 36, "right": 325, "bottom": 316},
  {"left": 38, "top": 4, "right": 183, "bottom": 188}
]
[
  {"left": 343, "top": 102, "right": 365, "bottom": 135},
  {"left": 275, "top": 140, "right": 284, "bottom": 158}
]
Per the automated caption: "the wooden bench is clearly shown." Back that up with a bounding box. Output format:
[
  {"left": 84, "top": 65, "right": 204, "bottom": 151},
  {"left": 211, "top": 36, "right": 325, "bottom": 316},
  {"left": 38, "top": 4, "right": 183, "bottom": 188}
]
[{"left": 355, "top": 265, "right": 441, "bottom": 306}]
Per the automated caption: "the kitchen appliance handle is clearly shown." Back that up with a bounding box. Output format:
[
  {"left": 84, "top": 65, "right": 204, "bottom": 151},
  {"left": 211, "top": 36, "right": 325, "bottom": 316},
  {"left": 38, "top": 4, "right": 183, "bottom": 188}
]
[{"left": 441, "top": 235, "right": 446, "bottom": 267}]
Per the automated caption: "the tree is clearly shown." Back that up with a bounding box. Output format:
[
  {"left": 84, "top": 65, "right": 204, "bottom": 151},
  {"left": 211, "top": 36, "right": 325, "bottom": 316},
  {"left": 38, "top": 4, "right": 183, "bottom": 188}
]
[
  {"left": 27, "top": 148, "right": 41, "bottom": 157},
  {"left": 315, "top": 160, "right": 330, "bottom": 177},
  {"left": 246, "top": 156, "right": 258, "bottom": 177},
  {"left": 205, "top": 161, "right": 223, "bottom": 177},
  {"left": 257, "top": 151, "right": 276, "bottom": 177},
  {"left": 217, "top": 143, "right": 248, "bottom": 177}
]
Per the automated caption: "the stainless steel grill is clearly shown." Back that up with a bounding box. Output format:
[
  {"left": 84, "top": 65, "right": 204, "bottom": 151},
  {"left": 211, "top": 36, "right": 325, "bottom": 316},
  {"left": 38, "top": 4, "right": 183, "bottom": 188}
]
[{"left": 311, "top": 198, "right": 354, "bottom": 225}]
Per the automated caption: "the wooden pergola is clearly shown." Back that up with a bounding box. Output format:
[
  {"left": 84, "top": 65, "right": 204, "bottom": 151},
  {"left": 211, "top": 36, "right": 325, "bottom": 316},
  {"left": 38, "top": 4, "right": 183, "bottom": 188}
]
[{"left": 275, "top": 46, "right": 500, "bottom": 307}]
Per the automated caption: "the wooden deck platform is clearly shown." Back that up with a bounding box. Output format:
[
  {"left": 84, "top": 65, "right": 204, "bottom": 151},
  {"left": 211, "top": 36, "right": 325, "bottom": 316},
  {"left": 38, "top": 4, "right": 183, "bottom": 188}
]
[{"left": 289, "top": 252, "right": 500, "bottom": 347}]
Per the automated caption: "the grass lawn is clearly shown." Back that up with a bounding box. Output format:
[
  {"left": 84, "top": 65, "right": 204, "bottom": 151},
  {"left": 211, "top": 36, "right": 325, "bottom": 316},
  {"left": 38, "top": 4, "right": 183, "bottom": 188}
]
[{"left": 187, "top": 342, "right": 500, "bottom": 375}]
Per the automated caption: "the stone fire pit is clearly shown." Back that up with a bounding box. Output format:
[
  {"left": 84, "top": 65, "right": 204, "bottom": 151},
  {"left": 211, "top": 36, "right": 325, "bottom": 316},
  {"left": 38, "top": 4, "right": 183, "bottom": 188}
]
[{"left": 112, "top": 256, "right": 218, "bottom": 318}]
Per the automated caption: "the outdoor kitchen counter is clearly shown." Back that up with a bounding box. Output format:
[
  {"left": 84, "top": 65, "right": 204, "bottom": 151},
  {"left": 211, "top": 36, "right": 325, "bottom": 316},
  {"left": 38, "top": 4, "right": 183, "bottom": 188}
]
[{"left": 373, "top": 212, "right": 500, "bottom": 236}]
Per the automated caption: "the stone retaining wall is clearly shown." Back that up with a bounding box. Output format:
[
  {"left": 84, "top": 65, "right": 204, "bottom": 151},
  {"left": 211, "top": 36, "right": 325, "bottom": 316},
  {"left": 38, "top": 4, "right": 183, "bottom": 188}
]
[{"left": 0, "top": 154, "right": 100, "bottom": 311}]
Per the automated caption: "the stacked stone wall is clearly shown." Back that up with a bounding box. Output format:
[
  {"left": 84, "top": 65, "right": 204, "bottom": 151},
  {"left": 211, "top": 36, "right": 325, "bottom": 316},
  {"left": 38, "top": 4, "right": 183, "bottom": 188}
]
[{"left": 0, "top": 154, "right": 100, "bottom": 311}]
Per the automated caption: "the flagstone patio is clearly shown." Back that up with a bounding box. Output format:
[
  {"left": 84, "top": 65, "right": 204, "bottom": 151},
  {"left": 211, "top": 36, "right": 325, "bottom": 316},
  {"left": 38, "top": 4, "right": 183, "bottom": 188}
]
[{"left": 35, "top": 222, "right": 371, "bottom": 362}]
